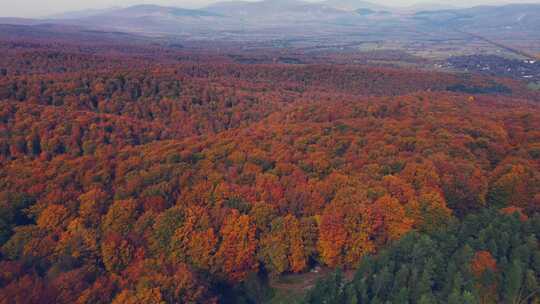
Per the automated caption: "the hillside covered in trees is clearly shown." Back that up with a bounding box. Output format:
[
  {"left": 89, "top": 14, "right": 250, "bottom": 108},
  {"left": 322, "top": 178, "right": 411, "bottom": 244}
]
[
  {"left": 305, "top": 210, "right": 540, "bottom": 304},
  {"left": 0, "top": 38, "right": 539, "bottom": 303}
]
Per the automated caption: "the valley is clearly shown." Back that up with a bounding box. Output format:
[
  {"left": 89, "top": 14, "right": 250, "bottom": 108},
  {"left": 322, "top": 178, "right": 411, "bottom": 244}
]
[{"left": 0, "top": 1, "right": 539, "bottom": 304}]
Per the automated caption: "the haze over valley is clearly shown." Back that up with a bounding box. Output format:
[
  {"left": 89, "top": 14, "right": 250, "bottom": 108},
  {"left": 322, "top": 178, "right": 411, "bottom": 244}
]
[{"left": 2, "top": 0, "right": 540, "bottom": 59}]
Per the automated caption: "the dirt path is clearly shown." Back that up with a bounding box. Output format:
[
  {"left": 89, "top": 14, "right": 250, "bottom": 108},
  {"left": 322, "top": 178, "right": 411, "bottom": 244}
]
[{"left": 271, "top": 267, "right": 355, "bottom": 293}]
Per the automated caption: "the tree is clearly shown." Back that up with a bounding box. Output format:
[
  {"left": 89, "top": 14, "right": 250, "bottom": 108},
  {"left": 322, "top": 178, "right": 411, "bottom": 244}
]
[
  {"left": 78, "top": 188, "right": 108, "bottom": 227},
  {"left": 215, "top": 210, "right": 258, "bottom": 281},
  {"left": 371, "top": 195, "right": 413, "bottom": 245},
  {"left": 259, "top": 214, "right": 307, "bottom": 275},
  {"left": 101, "top": 200, "right": 138, "bottom": 237},
  {"left": 170, "top": 207, "right": 217, "bottom": 270},
  {"left": 304, "top": 269, "right": 346, "bottom": 304},
  {"left": 409, "top": 188, "right": 453, "bottom": 232},
  {"left": 471, "top": 251, "right": 497, "bottom": 278},
  {"left": 318, "top": 187, "right": 375, "bottom": 267},
  {"left": 101, "top": 233, "right": 134, "bottom": 273},
  {"left": 150, "top": 206, "right": 185, "bottom": 254},
  {"left": 37, "top": 204, "right": 70, "bottom": 232}
]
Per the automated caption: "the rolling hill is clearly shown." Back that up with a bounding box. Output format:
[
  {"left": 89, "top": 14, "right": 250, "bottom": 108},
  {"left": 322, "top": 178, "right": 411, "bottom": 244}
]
[{"left": 320, "top": 0, "right": 388, "bottom": 11}]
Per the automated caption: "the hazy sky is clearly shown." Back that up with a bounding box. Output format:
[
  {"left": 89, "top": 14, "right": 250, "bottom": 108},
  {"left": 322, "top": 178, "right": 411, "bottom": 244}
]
[{"left": 2, "top": 0, "right": 540, "bottom": 18}]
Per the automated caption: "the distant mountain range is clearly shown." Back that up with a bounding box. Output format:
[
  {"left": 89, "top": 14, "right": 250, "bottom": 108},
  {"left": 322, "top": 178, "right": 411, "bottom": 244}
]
[
  {"left": 413, "top": 3, "right": 540, "bottom": 28},
  {"left": 0, "top": 0, "right": 539, "bottom": 53},
  {"left": 52, "top": 0, "right": 388, "bottom": 20},
  {"left": 320, "top": 0, "right": 389, "bottom": 11},
  {"left": 2, "top": 0, "right": 394, "bottom": 36}
]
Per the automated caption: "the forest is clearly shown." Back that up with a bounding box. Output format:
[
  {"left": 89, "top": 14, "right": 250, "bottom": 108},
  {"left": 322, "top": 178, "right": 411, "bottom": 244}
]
[{"left": 0, "top": 38, "right": 539, "bottom": 303}]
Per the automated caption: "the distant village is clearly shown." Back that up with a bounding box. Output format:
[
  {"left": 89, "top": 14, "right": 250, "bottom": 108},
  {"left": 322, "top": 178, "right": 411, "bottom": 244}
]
[{"left": 445, "top": 55, "right": 540, "bottom": 83}]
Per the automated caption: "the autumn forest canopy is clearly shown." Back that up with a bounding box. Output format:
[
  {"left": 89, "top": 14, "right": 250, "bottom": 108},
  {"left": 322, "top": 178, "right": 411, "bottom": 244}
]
[{"left": 0, "top": 37, "right": 539, "bottom": 304}]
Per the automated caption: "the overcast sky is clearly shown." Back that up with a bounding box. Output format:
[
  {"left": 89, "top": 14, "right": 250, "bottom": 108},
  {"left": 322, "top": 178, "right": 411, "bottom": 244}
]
[{"left": 2, "top": 0, "right": 539, "bottom": 18}]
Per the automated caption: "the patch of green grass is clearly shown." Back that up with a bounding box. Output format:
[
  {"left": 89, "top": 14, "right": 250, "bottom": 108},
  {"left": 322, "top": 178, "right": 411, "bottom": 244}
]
[
  {"left": 276, "top": 275, "right": 305, "bottom": 285},
  {"left": 266, "top": 289, "right": 305, "bottom": 304},
  {"left": 527, "top": 82, "right": 540, "bottom": 91}
]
